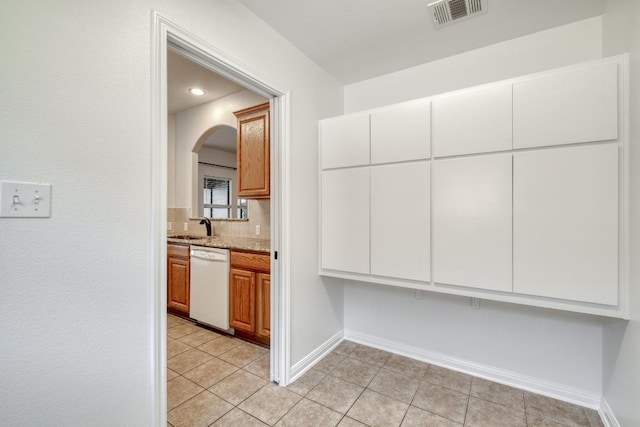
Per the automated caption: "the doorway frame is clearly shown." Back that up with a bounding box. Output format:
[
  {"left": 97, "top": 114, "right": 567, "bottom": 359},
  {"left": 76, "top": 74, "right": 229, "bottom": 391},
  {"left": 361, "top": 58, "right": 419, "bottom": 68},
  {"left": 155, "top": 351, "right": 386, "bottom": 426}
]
[{"left": 150, "top": 11, "right": 291, "bottom": 425}]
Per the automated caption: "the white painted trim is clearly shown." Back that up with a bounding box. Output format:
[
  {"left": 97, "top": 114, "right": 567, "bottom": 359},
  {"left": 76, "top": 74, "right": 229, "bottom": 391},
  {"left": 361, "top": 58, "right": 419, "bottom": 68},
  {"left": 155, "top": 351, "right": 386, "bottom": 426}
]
[
  {"left": 289, "top": 330, "right": 344, "bottom": 382},
  {"left": 150, "top": 10, "right": 292, "bottom": 421},
  {"left": 270, "top": 92, "right": 292, "bottom": 385},
  {"left": 599, "top": 398, "right": 621, "bottom": 427},
  {"left": 150, "top": 12, "right": 169, "bottom": 426},
  {"left": 344, "top": 328, "right": 602, "bottom": 409}
]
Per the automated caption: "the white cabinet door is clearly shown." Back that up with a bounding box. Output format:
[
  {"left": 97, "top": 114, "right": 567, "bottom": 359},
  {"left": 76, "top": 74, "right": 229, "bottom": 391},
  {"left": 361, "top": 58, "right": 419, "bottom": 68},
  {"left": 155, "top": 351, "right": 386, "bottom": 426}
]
[
  {"left": 433, "top": 155, "right": 512, "bottom": 292},
  {"left": 433, "top": 84, "right": 512, "bottom": 157},
  {"left": 370, "top": 99, "right": 431, "bottom": 164},
  {"left": 513, "top": 62, "right": 618, "bottom": 149},
  {"left": 513, "top": 144, "right": 619, "bottom": 305},
  {"left": 320, "top": 113, "right": 370, "bottom": 169},
  {"left": 321, "top": 168, "right": 370, "bottom": 274},
  {"left": 371, "top": 162, "right": 430, "bottom": 281}
]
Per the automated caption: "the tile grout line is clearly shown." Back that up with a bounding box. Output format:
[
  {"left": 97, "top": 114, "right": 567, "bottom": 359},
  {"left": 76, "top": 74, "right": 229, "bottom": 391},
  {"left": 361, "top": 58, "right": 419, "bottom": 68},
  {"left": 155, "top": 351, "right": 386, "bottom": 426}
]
[{"left": 169, "top": 331, "right": 601, "bottom": 427}]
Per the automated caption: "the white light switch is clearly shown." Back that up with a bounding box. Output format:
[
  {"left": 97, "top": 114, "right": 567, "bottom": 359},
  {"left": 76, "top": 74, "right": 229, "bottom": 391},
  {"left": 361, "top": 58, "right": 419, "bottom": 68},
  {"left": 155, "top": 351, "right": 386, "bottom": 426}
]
[{"left": 0, "top": 181, "right": 51, "bottom": 218}]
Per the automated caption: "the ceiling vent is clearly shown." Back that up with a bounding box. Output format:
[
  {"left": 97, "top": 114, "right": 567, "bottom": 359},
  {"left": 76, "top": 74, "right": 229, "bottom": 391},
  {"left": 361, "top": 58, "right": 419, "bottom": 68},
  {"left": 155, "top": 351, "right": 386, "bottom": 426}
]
[{"left": 428, "top": 0, "right": 487, "bottom": 28}]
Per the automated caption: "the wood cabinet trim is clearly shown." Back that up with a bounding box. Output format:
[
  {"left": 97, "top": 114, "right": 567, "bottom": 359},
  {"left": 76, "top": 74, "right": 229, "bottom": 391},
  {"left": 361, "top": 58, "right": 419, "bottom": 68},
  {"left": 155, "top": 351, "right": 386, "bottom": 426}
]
[
  {"left": 230, "top": 251, "right": 270, "bottom": 272},
  {"left": 167, "top": 243, "right": 189, "bottom": 258}
]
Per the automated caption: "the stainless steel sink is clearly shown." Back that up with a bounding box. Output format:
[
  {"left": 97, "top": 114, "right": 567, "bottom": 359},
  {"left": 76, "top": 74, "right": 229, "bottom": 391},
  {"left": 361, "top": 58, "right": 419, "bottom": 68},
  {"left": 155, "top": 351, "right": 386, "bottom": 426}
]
[{"left": 169, "top": 235, "right": 206, "bottom": 240}]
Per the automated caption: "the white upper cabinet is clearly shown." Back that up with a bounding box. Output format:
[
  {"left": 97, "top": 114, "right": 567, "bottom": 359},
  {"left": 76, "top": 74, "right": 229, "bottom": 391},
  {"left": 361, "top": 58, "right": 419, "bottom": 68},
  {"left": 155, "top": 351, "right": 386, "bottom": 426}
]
[
  {"left": 321, "top": 168, "right": 370, "bottom": 274},
  {"left": 371, "top": 162, "right": 430, "bottom": 281},
  {"left": 513, "top": 62, "right": 619, "bottom": 149},
  {"left": 433, "top": 155, "right": 513, "bottom": 292},
  {"left": 318, "top": 55, "right": 628, "bottom": 318},
  {"left": 513, "top": 144, "right": 619, "bottom": 305},
  {"left": 370, "top": 100, "right": 431, "bottom": 164},
  {"left": 320, "top": 113, "right": 370, "bottom": 169},
  {"left": 433, "top": 84, "right": 512, "bottom": 157}
]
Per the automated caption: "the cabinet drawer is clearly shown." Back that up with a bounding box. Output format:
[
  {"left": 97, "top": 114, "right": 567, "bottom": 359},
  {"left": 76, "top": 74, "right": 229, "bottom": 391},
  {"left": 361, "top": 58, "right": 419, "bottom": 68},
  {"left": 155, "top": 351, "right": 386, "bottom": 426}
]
[
  {"left": 231, "top": 251, "right": 270, "bottom": 272},
  {"left": 167, "top": 244, "right": 190, "bottom": 259}
]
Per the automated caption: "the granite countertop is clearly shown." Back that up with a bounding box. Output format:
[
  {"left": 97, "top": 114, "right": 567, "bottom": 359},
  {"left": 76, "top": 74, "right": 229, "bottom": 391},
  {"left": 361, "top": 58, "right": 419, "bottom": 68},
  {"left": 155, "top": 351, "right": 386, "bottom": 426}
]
[{"left": 167, "top": 234, "right": 270, "bottom": 253}]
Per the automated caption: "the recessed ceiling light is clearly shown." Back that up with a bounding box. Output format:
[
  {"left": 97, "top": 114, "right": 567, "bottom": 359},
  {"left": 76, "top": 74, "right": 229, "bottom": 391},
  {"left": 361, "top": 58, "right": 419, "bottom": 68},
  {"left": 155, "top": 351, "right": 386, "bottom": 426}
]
[{"left": 188, "top": 87, "right": 206, "bottom": 96}]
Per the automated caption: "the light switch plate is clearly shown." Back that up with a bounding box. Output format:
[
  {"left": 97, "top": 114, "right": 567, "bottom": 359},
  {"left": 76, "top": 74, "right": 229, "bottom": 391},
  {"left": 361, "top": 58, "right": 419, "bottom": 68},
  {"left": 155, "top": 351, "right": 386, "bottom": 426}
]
[{"left": 0, "top": 181, "right": 51, "bottom": 217}]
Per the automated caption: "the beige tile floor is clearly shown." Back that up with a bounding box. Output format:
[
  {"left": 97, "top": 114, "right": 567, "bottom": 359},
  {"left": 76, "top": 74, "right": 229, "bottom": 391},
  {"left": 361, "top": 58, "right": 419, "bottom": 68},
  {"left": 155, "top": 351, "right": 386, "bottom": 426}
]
[{"left": 167, "top": 314, "right": 605, "bottom": 427}]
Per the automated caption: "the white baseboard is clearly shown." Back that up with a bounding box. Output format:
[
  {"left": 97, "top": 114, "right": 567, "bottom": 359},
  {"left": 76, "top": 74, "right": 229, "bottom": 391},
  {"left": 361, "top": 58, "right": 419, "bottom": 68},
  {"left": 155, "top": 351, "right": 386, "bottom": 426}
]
[
  {"left": 599, "top": 398, "right": 621, "bottom": 427},
  {"left": 344, "top": 328, "right": 602, "bottom": 409},
  {"left": 289, "top": 330, "right": 343, "bottom": 383}
]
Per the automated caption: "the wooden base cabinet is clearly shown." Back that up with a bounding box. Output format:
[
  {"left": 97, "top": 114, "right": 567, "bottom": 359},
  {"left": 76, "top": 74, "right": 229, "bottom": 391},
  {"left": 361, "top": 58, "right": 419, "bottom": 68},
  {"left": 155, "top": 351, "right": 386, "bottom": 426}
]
[
  {"left": 256, "top": 273, "right": 270, "bottom": 338},
  {"left": 229, "top": 268, "right": 255, "bottom": 332},
  {"left": 167, "top": 244, "right": 190, "bottom": 316},
  {"left": 229, "top": 251, "right": 270, "bottom": 346}
]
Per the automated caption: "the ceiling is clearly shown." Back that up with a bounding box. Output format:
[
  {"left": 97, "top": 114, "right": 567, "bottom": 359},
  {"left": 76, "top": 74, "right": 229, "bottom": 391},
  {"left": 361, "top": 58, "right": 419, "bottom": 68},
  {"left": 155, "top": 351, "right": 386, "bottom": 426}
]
[
  {"left": 167, "top": 49, "right": 246, "bottom": 114},
  {"left": 237, "top": 0, "right": 605, "bottom": 84}
]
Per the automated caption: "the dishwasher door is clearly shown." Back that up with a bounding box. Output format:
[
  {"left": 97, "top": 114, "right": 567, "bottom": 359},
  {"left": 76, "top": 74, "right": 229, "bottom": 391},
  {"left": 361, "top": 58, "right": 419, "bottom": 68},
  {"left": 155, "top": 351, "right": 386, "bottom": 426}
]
[{"left": 189, "top": 247, "right": 230, "bottom": 331}]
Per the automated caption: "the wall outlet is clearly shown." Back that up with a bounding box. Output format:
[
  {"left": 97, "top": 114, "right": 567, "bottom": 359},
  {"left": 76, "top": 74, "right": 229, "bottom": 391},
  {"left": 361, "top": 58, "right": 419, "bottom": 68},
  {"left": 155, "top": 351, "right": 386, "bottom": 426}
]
[
  {"left": 167, "top": 222, "right": 172, "bottom": 231},
  {"left": 415, "top": 289, "right": 424, "bottom": 300},
  {"left": 471, "top": 297, "right": 481, "bottom": 309},
  {"left": 183, "top": 222, "right": 188, "bottom": 231},
  {"left": 255, "top": 225, "right": 261, "bottom": 236}
]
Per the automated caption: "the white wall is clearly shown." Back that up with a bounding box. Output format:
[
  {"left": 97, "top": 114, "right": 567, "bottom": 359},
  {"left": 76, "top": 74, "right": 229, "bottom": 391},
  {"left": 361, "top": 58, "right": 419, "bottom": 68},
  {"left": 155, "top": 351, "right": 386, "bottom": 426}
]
[
  {"left": 601, "top": 1, "right": 640, "bottom": 425},
  {"left": 167, "top": 113, "right": 176, "bottom": 207},
  {"left": 198, "top": 146, "right": 236, "bottom": 168},
  {"left": 0, "top": 0, "right": 343, "bottom": 424},
  {"left": 342, "top": 18, "right": 606, "bottom": 400},
  {"left": 345, "top": 17, "right": 602, "bottom": 113}
]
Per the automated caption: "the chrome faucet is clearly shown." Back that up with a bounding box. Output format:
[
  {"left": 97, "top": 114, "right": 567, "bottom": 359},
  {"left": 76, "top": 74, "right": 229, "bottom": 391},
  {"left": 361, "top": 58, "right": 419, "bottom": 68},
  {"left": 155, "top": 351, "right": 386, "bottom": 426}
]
[{"left": 199, "top": 218, "right": 212, "bottom": 236}]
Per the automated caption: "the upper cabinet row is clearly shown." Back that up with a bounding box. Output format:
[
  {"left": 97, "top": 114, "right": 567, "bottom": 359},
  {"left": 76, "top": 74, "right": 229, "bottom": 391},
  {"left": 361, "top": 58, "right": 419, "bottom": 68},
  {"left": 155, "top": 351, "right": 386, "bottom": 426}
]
[
  {"left": 321, "top": 60, "right": 619, "bottom": 168},
  {"left": 235, "top": 102, "right": 270, "bottom": 199},
  {"left": 319, "top": 55, "right": 629, "bottom": 319}
]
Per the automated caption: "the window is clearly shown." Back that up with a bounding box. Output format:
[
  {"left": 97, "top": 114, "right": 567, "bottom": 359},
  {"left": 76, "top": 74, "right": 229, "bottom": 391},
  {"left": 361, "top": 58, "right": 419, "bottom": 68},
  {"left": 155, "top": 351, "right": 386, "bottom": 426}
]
[
  {"left": 237, "top": 198, "right": 248, "bottom": 219},
  {"left": 203, "top": 176, "right": 249, "bottom": 219},
  {"left": 203, "top": 177, "right": 231, "bottom": 218}
]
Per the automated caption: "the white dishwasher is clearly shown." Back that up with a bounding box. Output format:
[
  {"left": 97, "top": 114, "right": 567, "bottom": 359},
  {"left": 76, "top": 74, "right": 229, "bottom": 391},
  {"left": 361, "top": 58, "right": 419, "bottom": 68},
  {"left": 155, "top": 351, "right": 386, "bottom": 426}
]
[{"left": 189, "top": 246, "right": 230, "bottom": 331}]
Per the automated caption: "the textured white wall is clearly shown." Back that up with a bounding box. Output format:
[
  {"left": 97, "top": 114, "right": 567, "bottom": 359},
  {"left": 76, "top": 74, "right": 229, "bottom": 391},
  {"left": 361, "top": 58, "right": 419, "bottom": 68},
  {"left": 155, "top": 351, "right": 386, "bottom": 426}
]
[
  {"left": 0, "top": 0, "right": 343, "bottom": 424},
  {"left": 345, "top": 17, "right": 603, "bottom": 113},
  {"left": 601, "top": 1, "right": 640, "bottom": 425},
  {"left": 342, "top": 18, "right": 606, "bottom": 397}
]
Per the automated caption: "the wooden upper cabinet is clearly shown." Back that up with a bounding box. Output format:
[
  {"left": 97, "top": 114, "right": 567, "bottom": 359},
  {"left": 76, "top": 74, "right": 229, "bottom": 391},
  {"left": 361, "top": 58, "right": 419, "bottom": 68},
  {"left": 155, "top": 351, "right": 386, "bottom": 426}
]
[
  {"left": 235, "top": 102, "right": 270, "bottom": 199},
  {"left": 433, "top": 83, "right": 512, "bottom": 157},
  {"left": 513, "top": 61, "right": 619, "bottom": 149}
]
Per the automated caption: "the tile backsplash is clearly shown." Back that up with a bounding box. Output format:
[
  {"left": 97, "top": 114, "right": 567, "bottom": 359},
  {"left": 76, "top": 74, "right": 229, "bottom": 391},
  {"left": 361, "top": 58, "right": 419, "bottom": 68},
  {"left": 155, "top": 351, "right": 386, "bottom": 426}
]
[{"left": 168, "top": 199, "right": 270, "bottom": 239}]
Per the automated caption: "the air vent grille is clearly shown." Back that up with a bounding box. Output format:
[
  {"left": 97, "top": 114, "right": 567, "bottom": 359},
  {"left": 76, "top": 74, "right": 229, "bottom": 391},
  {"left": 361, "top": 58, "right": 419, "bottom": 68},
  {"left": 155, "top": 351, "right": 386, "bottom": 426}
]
[
  {"left": 428, "top": 0, "right": 487, "bottom": 28},
  {"left": 468, "top": 0, "right": 482, "bottom": 13},
  {"left": 448, "top": 0, "right": 468, "bottom": 20}
]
